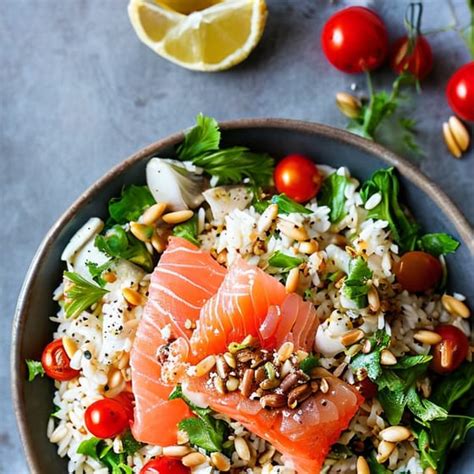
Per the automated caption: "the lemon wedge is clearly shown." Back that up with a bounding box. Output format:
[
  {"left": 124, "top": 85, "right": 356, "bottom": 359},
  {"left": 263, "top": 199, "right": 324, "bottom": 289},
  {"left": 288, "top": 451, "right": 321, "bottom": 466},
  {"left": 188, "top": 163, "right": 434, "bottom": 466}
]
[{"left": 128, "top": 0, "right": 268, "bottom": 71}]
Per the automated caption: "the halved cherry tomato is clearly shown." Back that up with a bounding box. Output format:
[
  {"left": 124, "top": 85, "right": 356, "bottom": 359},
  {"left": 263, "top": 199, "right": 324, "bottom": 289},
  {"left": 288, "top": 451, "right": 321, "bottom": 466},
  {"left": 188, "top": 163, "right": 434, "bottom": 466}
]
[
  {"left": 394, "top": 251, "right": 442, "bottom": 293},
  {"left": 321, "top": 7, "right": 389, "bottom": 73},
  {"left": 391, "top": 35, "right": 433, "bottom": 80},
  {"left": 84, "top": 398, "right": 130, "bottom": 438},
  {"left": 446, "top": 62, "right": 474, "bottom": 122},
  {"left": 41, "top": 339, "right": 80, "bottom": 381},
  {"left": 431, "top": 325, "right": 469, "bottom": 374},
  {"left": 140, "top": 457, "right": 190, "bottom": 474},
  {"left": 274, "top": 154, "right": 322, "bottom": 203},
  {"left": 354, "top": 377, "right": 378, "bottom": 399}
]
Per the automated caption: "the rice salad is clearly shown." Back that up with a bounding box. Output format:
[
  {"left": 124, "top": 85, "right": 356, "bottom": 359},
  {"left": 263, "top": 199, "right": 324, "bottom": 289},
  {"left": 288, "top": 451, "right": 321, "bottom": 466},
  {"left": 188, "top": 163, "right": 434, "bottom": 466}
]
[{"left": 26, "top": 115, "right": 473, "bottom": 474}]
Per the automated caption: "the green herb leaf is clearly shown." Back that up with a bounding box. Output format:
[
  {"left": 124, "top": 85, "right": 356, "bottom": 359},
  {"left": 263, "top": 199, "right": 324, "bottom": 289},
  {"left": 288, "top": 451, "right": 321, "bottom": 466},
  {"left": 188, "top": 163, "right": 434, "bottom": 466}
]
[
  {"left": 169, "top": 385, "right": 212, "bottom": 419},
  {"left": 417, "top": 233, "right": 460, "bottom": 257},
  {"left": 121, "top": 431, "right": 143, "bottom": 456},
  {"left": 95, "top": 225, "right": 154, "bottom": 272},
  {"left": 350, "top": 330, "right": 390, "bottom": 380},
  {"left": 25, "top": 359, "right": 45, "bottom": 382},
  {"left": 77, "top": 438, "right": 102, "bottom": 460},
  {"left": 367, "top": 452, "right": 392, "bottom": 474},
  {"left": 172, "top": 213, "right": 200, "bottom": 246},
  {"left": 378, "top": 386, "right": 407, "bottom": 425},
  {"left": 64, "top": 272, "right": 109, "bottom": 318},
  {"left": 318, "top": 172, "right": 349, "bottom": 223},
  {"left": 177, "top": 113, "right": 221, "bottom": 160},
  {"left": 108, "top": 185, "right": 156, "bottom": 225},
  {"left": 392, "top": 354, "right": 432, "bottom": 369},
  {"left": 342, "top": 257, "right": 373, "bottom": 308},
  {"left": 406, "top": 386, "right": 448, "bottom": 422},
  {"left": 271, "top": 194, "right": 312, "bottom": 215},
  {"left": 360, "top": 167, "right": 419, "bottom": 252},
  {"left": 300, "top": 354, "right": 319, "bottom": 374},
  {"left": 86, "top": 260, "right": 114, "bottom": 287},
  {"left": 268, "top": 251, "right": 303, "bottom": 272}
]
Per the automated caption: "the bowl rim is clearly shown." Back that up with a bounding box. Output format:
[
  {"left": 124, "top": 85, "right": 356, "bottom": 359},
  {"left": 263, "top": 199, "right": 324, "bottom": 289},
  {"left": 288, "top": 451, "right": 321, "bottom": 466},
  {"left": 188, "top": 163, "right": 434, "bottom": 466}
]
[{"left": 11, "top": 118, "right": 474, "bottom": 472}]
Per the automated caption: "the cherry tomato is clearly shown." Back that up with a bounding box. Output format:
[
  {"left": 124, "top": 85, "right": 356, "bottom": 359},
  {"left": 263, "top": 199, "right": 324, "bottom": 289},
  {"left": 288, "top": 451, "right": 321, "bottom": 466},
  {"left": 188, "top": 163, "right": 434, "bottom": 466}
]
[
  {"left": 431, "top": 325, "right": 469, "bottom": 374},
  {"left": 446, "top": 62, "right": 474, "bottom": 122},
  {"left": 394, "top": 251, "right": 442, "bottom": 293},
  {"left": 41, "top": 339, "right": 80, "bottom": 381},
  {"left": 85, "top": 398, "right": 130, "bottom": 438},
  {"left": 140, "top": 457, "right": 190, "bottom": 474},
  {"left": 274, "top": 154, "right": 322, "bottom": 203},
  {"left": 390, "top": 35, "right": 433, "bottom": 80},
  {"left": 321, "top": 7, "right": 389, "bottom": 73},
  {"left": 354, "top": 377, "right": 378, "bottom": 399},
  {"left": 112, "top": 391, "right": 135, "bottom": 424}
]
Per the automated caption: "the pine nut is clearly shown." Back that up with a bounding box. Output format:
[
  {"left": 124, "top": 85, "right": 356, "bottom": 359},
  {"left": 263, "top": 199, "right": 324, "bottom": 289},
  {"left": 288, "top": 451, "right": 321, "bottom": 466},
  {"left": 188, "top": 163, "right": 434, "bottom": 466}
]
[
  {"left": 299, "top": 240, "right": 319, "bottom": 254},
  {"left": 162, "top": 445, "right": 192, "bottom": 457},
  {"left": 116, "top": 351, "right": 130, "bottom": 370},
  {"left": 216, "top": 249, "right": 228, "bottom": 264},
  {"left": 215, "top": 355, "right": 229, "bottom": 379},
  {"left": 257, "top": 204, "right": 278, "bottom": 233},
  {"left": 285, "top": 268, "right": 300, "bottom": 293},
  {"left": 333, "top": 361, "right": 348, "bottom": 378},
  {"left": 103, "top": 271, "right": 117, "bottom": 284},
  {"left": 107, "top": 369, "right": 123, "bottom": 389},
  {"left": 259, "top": 446, "right": 276, "bottom": 465},
  {"left": 320, "top": 378, "right": 329, "bottom": 394},
  {"left": 122, "top": 287, "right": 147, "bottom": 306},
  {"left": 194, "top": 355, "right": 216, "bottom": 377},
  {"left": 296, "top": 350, "right": 309, "bottom": 362},
  {"left": 376, "top": 440, "right": 396, "bottom": 463},
  {"left": 211, "top": 452, "right": 231, "bottom": 471},
  {"left": 151, "top": 231, "right": 167, "bottom": 253},
  {"left": 336, "top": 92, "right": 362, "bottom": 119},
  {"left": 424, "top": 468, "right": 437, "bottom": 474},
  {"left": 142, "top": 203, "right": 167, "bottom": 225},
  {"left": 62, "top": 336, "right": 78, "bottom": 359},
  {"left": 226, "top": 376, "right": 240, "bottom": 392},
  {"left": 357, "top": 456, "right": 370, "bottom": 474},
  {"left": 277, "top": 341, "right": 294, "bottom": 362},
  {"left": 214, "top": 376, "right": 226, "bottom": 394},
  {"left": 442, "top": 294, "right": 470, "bottom": 318},
  {"left": 177, "top": 430, "right": 189, "bottom": 445},
  {"left": 414, "top": 330, "right": 442, "bottom": 345},
  {"left": 277, "top": 220, "right": 309, "bottom": 241},
  {"left": 223, "top": 352, "right": 236, "bottom": 369},
  {"left": 340, "top": 329, "right": 364, "bottom": 346},
  {"left": 234, "top": 437, "right": 251, "bottom": 461},
  {"left": 448, "top": 116, "right": 470, "bottom": 152},
  {"left": 104, "top": 379, "right": 126, "bottom": 398},
  {"left": 130, "top": 222, "right": 154, "bottom": 242},
  {"left": 182, "top": 452, "right": 206, "bottom": 467},
  {"left": 260, "top": 393, "right": 287, "bottom": 408},
  {"left": 380, "top": 349, "right": 397, "bottom": 366},
  {"left": 380, "top": 426, "right": 411, "bottom": 443},
  {"left": 368, "top": 286, "right": 380, "bottom": 312},
  {"left": 443, "top": 122, "right": 462, "bottom": 158},
  {"left": 162, "top": 210, "right": 194, "bottom": 224},
  {"left": 240, "top": 369, "right": 255, "bottom": 397},
  {"left": 362, "top": 339, "right": 372, "bottom": 354}
]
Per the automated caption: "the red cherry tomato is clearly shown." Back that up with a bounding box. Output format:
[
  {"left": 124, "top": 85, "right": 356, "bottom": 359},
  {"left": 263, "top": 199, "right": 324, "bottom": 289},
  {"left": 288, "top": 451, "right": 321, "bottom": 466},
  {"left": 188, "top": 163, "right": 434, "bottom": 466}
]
[
  {"left": 274, "top": 154, "right": 322, "bottom": 203},
  {"left": 41, "top": 339, "right": 80, "bottom": 381},
  {"left": 394, "top": 251, "right": 442, "bottom": 293},
  {"left": 140, "top": 457, "right": 190, "bottom": 474},
  {"left": 431, "top": 325, "right": 469, "bottom": 374},
  {"left": 85, "top": 398, "right": 130, "bottom": 438},
  {"left": 321, "top": 7, "right": 389, "bottom": 73},
  {"left": 446, "top": 62, "right": 474, "bottom": 122},
  {"left": 112, "top": 391, "right": 135, "bottom": 424},
  {"left": 354, "top": 377, "right": 378, "bottom": 399},
  {"left": 390, "top": 35, "right": 433, "bottom": 80}
]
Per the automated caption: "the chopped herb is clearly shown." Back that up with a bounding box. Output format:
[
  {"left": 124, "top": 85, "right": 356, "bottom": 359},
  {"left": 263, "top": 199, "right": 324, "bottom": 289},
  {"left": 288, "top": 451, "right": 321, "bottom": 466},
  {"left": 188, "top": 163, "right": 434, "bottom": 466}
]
[
  {"left": 270, "top": 193, "right": 312, "bottom": 215},
  {"left": 342, "top": 257, "right": 373, "bottom": 308},
  {"left": 300, "top": 354, "right": 319, "bottom": 374},
  {"left": 86, "top": 260, "right": 114, "bottom": 287},
  {"left": 25, "top": 359, "right": 44, "bottom": 381},
  {"left": 172, "top": 213, "right": 200, "bottom": 246},
  {"left": 51, "top": 405, "right": 61, "bottom": 419},
  {"left": 121, "top": 430, "right": 143, "bottom": 456},
  {"left": 417, "top": 233, "right": 460, "bottom": 257},
  {"left": 63, "top": 272, "right": 109, "bottom": 318},
  {"left": 108, "top": 185, "right": 156, "bottom": 225},
  {"left": 318, "top": 172, "right": 349, "bottom": 223},
  {"left": 268, "top": 251, "right": 303, "bottom": 272},
  {"left": 177, "top": 113, "right": 221, "bottom": 160},
  {"left": 251, "top": 188, "right": 270, "bottom": 214},
  {"left": 350, "top": 330, "right": 390, "bottom": 380},
  {"left": 392, "top": 354, "right": 432, "bottom": 369}
]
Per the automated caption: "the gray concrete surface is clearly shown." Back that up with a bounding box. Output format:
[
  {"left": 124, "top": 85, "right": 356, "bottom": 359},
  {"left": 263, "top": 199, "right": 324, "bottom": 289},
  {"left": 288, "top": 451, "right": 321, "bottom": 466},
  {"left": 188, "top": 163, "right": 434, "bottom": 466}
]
[{"left": 1, "top": 0, "right": 472, "bottom": 472}]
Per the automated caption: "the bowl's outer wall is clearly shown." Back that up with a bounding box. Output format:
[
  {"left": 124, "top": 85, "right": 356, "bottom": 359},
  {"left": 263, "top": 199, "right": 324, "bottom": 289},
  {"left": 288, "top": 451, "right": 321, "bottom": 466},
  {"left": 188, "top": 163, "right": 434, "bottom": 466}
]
[{"left": 13, "top": 124, "right": 473, "bottom": 473}]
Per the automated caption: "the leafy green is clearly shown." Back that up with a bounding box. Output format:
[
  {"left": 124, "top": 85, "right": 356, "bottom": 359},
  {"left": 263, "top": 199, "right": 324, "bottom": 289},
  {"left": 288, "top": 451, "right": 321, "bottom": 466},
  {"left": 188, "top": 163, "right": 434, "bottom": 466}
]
[
  {"left": 108, "top": 185, "right": 155, "bottom": 225},
  {"left": 95, "top": 225, "right": 154, "bottom": 272},
  {"left": 169, "top": 385, "right": 228, "bottom": 453},
  {"left": 360, "top": 167, "right": 419, "bottom": 252},
  {"left": 172, "top": 213, "right": 200, "bottom": 246},
  {"left": 63, "top": 271, "right": 109, "bottom": 318},
  {"left": 300, "top": 354, "right": 319, "bottom": 374},
  {"left": 431, "top": 363, "right": 474, "bottom": 411},
  {"left": 268, "top": 251, "right": 303, "bottom": 272},
  {"left": 350, "top": 330, "right": 391, "bottom": 380},
  {"left": 318, "top": 172, "right": 349, "bottom": 223},
  {"left": 342, "top": 257, "right": 373, "bottom": 308},
  {"left": 271, "top": 193, "right": 312, "bottom": 215},
  {"left": 406, "top": 386, "right": 448, "bottom": 422},
  {"left": 177, "top": 113, "right": 221, "bottom": 160},
  {"left": 392, "top": 354, "right": 432, "bottom": 369},
  {"left": 77, "top": 437, "right": 101, "bottom": 458},
  {"left": 121, "top": 430, "right": 143, "bottom": 456},
  {"left": 367, "top": 452, "right": 392, "bottom": 473},
  {"left": 251, "top": 189, "right": 271, "bottom": 213},
  {"left": 417, "top": 233, "right": 460, "bottom": 257},
  {"left": 86, "top": 260, "right": 114, "bottom": 287},
  {"left": 25, "top": 360, "right": 44, "bottom": 381}
]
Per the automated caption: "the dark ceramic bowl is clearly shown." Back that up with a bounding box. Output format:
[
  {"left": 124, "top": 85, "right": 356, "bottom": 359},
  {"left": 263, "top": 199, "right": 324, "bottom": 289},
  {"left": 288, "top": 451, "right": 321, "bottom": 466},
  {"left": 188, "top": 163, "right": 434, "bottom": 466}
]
[{"left": 12, "top": 119, "right": 474, "bottom": 473}]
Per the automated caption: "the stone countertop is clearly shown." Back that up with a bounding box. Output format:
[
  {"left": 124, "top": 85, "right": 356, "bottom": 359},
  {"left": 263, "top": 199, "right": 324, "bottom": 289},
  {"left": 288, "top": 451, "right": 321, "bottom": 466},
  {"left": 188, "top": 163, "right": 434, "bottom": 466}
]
[{"left": 1, "top": 1, "right": 472, "bottom": 472}]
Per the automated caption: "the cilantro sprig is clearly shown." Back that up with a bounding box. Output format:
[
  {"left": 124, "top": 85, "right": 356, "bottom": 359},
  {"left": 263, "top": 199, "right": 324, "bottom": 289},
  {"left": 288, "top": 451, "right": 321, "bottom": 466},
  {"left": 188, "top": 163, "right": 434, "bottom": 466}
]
[
  {"left": 25, "top": 360, "right": 45, "bottom": 381},
  {"left": 108, "top": 185, "right": 155, "bottom": 225}
]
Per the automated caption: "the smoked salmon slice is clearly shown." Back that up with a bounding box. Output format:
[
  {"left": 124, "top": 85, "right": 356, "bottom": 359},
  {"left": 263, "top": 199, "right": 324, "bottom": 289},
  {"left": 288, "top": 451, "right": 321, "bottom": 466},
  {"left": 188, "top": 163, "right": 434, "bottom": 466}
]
[
  {"left": 130, "top": 237, "right": 226, "bottom": 445},
  {"left": 184, "top": 374, "right": 364, "bottom": 474}
]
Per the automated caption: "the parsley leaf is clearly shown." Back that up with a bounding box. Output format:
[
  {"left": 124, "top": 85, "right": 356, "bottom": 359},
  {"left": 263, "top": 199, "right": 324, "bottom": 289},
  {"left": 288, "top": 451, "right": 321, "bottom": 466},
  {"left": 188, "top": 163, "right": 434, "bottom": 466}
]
[
  {"left": 77, "top": 437, "right": 101, "bottom": 459},
  {"left": 417, "top": 233, "right": 460, "bottom": 257},
  {"left": 392, "top": 354, "right": 432, "bottom": 369},
  {"left": 64, "top": 271, "right": 109, "bottom": 318},
  {"left": 318, "top": 172, "right": 349, "bottom": 223},
  {"left": 121, "top": 431, "right": 143, "bottom": 456},
  {"left": 268, "top": 251, "right": 303, "bottom": 272},
  {"left": 108, "top": 185, "right": 155, "bottom": 225},
  {"left": 350, "top": 330, "right": 390, "bottom": 380},
  {"left": 25, "top": 360, "right": 45, "bottom": 382},
  {"left": 342, "top": 257, "right": 373, "bottom": 308},
  {"left": 86, "top": 260, "right": 114, "bottom": 287},
  {"left": 406, "top": 387, "right": 448, "bottom": 422},
  {"left": 177, "top": 113, "right": 221, "bottom": 160},
  {"left": 271, "top": 193, "right": 312, "bottom": 215},
  {"left": 172, "top": 213, "right": 200, "bottom": 246},
  {"left": 300, "top": 354, "right": 319, "bottom": 374}
]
